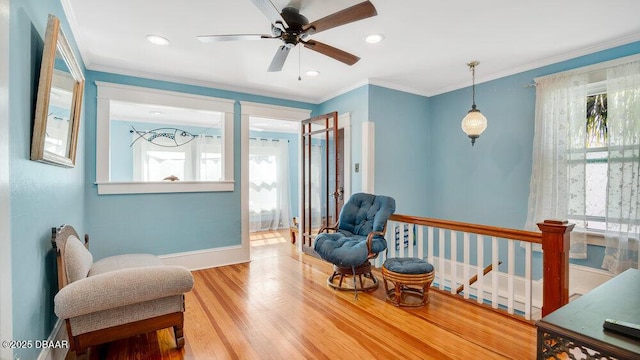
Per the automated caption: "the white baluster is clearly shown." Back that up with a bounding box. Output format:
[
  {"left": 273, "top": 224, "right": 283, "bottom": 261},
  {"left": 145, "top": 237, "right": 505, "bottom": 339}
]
[
  {"left": 399, "top": 223, "right": 406, "bottom": 258},
  {"left": 388, "top": 222, "right": 396, "bottom": 259},
  {"left": 428, "top": 227, "right": 434, "bottom": 266},
  {"left": 477, "top": 235, "right": 484, "bottom": 305},
  {"left": 439, "top": 228, "right": 445, "bottom": 291},
  {"left": 417, "top": 226, "right": 424, "bottom": 260},
  {"left": 491, "top": 236, "right": 499, "bottom": 309},
  {"left": 524, "top": 241, "right": 532, "bottom": 320},
  {"left": 463, "top": 232, "right": 470, "bottom": 299},
  {"left": 450, "top": 230, "right": 457, "bottom": 295},
  {"left": 507, "top": 239, "right": 515, "bottom": 315},
  {"left": 408, "top": 224, "right": 414, "bottom": 258}
]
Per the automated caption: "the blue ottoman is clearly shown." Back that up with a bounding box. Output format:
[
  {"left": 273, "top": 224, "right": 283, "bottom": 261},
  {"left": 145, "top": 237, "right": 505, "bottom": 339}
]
[{"left": 382, "top": 257, "right": 435, "bottom": 307}]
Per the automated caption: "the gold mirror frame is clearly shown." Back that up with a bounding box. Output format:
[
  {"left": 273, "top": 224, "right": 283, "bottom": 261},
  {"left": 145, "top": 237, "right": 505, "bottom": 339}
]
[{"left": 31, "top": 14, "right": 84, "bottom": 168}]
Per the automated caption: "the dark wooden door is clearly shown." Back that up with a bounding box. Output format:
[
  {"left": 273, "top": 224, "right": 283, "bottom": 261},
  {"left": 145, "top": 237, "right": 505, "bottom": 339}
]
[{"left": 300, "top": 112, "right": 340, "bottom": 255}]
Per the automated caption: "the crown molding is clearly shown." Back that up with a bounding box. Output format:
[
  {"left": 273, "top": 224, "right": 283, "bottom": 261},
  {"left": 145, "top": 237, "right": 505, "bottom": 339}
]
[
  {"left": 428, "top": 33, "right": 640, "bottom": 97},
  {"left": 86, "top": 63, "right": 320, "bottom": 105}
]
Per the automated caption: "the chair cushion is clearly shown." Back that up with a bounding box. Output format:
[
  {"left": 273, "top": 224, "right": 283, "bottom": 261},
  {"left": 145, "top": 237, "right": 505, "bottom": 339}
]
[
  {"left": 89, "top": 253, "right": 163, "bottom": 277},
  {"left": 314, "top": 232, "right": 387, "bottom": 268},
  {"left": 64, "top": 235, "right": 93, "bottom": 283},
  {"left": 383, "top": 257, "right": 434, "bottom": 275},
  {"left": 337, "top": 193, "right": 396, "bottom": 237}
]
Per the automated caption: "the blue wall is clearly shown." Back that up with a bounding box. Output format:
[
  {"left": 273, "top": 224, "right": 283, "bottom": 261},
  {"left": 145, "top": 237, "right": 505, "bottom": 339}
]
[
  {"left": 315, "top": 85, "right": 369, "bottom": 194},
  {"left": 369, "top": 85, "right": 430, "bottom": 215},
  {"left": 84, "top": 71, "right": 314, "bottom": 260},
  {"left": 9, "top": 1, "right": 86, "bottom": 359},
  {"left": 428, "top": 41, "right": 640, "bottom": 230}
]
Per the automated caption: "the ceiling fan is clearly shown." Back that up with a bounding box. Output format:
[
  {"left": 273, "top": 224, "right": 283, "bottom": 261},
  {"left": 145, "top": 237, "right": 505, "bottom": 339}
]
[{"left": 197, "top": 0, "right": 377, "bottom": 72}]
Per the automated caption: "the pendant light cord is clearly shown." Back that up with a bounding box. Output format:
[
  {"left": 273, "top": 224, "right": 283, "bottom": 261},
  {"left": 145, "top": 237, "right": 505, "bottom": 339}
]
[{"left": 468, "top": 61, "right": 479, "bottom": 110}]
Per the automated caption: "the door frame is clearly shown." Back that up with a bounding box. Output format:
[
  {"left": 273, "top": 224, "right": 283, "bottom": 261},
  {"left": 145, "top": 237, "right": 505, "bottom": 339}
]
[
  {"left": 0, "top": 0, "right": 12, "bottom": 355},
  {"left": 298, "top": 113, "right": 351, "bottom": 252},
  {"left": 240, "top": 102, "right": 311, "bottom": 256}
]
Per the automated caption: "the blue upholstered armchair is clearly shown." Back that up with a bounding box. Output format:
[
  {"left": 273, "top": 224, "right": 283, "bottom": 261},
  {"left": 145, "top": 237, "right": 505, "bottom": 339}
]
[{"left": 314, "top": 193, "right": 396, "bottom": 292}]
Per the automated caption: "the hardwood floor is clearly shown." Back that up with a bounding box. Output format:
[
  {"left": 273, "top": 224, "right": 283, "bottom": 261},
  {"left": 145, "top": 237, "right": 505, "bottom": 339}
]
[{"left": 79, "top": 239, "right": 537, "bottom": 359}]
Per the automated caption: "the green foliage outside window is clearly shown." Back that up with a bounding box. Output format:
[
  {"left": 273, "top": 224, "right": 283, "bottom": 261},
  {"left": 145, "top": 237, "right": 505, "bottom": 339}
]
[{"left": 586, "top": 93, "right": 607, "bottom": 147}]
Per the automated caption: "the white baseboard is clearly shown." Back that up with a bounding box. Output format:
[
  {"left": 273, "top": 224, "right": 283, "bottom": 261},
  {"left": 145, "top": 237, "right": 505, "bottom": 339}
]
[
  {"left": 37, "top": 319, "right": 68, "bottom": 360},
  {"left": 159, "top": 245, "right": 250, "bottom": 270}
]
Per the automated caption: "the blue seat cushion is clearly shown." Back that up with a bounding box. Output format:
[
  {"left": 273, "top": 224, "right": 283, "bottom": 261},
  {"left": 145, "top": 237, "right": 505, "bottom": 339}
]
[
  {"left": 383, "top": 257, "right": 434, "bottom": 274},
  {"left": 314, "top": 231, "right": 387, "bottom": 268}
]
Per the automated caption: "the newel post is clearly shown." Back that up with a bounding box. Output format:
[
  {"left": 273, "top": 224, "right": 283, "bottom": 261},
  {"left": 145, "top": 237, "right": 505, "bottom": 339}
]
[{"left": 537, "top": 219, "right": 575, "bottom": 317}]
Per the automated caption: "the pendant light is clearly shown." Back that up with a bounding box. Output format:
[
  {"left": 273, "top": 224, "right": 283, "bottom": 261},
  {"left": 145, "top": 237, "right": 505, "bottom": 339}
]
[{"left": 461, "top": 61, "right": 487, "bottom": 146}]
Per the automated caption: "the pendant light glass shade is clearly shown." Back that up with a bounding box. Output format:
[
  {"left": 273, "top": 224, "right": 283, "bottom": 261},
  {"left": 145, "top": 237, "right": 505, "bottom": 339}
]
[
  {"left": 461, "top": 61, "right": 487, "bottom": 146},
  {"left": 461, "top": 107, "right": 487, "bottom": 145}
]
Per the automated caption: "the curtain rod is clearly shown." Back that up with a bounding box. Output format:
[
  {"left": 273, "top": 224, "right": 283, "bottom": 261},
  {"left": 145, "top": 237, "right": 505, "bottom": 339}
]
[{"left": 532, "top": 53, "right": 640, "bottom": 84}]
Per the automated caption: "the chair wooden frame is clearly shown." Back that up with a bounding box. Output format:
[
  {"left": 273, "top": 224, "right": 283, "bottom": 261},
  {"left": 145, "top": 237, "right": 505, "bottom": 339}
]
[
  {"left": 318, "top": 223, "right": 388, "bottom": 292},
  {"left": 51, "top": 225, "right": 186, "bottom": 355}
]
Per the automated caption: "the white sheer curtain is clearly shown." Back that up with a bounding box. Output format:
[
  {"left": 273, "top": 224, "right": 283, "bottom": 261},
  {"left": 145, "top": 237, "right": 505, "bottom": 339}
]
[
  {"left": 249, "top": 138, "right": 291, "bottom": 232},
  {"left": 525, "top": 72, "right": 588, "bottom": 259},
  {"left": 601, "top": 62, "right": 640, "bottom": 274},
  {"left": 132, "top": 134, "right": 221, "bottom": 181},
  {"left": 526, "top": 59, "right": 640, "bottom": 271}
]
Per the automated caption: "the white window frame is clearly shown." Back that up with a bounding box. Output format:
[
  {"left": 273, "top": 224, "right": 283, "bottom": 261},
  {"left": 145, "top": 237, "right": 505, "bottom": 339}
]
[{"left": 96, "top": 82, "right": 235, "bottom": 194}]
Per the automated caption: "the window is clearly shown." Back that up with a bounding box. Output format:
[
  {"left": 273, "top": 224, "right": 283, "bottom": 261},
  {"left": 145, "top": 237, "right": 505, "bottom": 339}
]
[
  {"left": 527, "top": 55, "right": 639, "bottom": 272},
  {"left": 96, "top": 82, "right": 234, "bottom": 194},
  {"left": 583, "top": 92, "right": 608, "bottom": 232}
]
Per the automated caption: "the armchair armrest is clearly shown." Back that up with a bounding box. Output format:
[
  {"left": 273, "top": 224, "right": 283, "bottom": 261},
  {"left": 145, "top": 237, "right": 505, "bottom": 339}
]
[
  {"left": 366, "top": 231, "right": 386, "bottom": 257},
  {"left": 54, "top": 266, "right": 193, "bottom": 319},
  {"left": 317, "top": 221, "right": 340, "bottom": 235}
]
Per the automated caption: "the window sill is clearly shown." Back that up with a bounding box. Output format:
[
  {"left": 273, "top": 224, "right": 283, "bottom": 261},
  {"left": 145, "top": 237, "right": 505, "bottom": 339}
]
[
  {"left": 573, "top": 230, "right": 606, "bottom": 247},
  {"left": 96, "top": 181, "right": 234, "bottom": 195}
]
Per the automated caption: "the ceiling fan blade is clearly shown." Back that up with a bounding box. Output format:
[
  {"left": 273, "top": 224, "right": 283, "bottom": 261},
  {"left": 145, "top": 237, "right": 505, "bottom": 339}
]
[
  {"left": 302, "top": 40, "right": 360, "bottom": 65},
  {"left": 197, "top": 34, "right": 274, "bottom": 42},
  {"left": 249, "top": 0, "right": 289, "bottom": 29},
  {"left": 302, "top": 1, "right": 376, "bottom": 35},
  {"left": 268, "top": 45, "right": 291, "bottom": 72}
]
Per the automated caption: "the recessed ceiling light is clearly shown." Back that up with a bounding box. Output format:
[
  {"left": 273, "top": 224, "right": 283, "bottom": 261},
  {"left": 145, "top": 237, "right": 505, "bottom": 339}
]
[
  {"left": 364, "top": 34, "right": 384, "bottom": 44},
  {"left": 146, "top": 35, "right": 169, "bottom": 46},
  {"left": 305, "top": 70, "right": 320, "bottom": 77}
]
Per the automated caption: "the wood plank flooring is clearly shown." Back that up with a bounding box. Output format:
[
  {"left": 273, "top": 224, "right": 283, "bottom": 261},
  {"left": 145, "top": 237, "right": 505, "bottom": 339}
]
[{"left": 80, "top": 236, "right": 536, "bottom": 359}]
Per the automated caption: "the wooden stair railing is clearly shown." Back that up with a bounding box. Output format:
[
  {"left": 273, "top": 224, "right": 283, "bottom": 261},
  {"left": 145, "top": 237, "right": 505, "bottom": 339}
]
[{"left": 387, "top": 214, "right": 574, "bottom": 318}]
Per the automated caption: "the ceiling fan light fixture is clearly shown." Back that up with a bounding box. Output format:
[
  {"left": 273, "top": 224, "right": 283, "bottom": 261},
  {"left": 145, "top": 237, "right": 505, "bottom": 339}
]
[
  {"left": 364, "top": 33, "right": 384, "bottom": 44},
  {"left": 305, "top": 70, "right": 320, "bottom": 77},
  {"left": 146, "top": 35, "right": 169, "bottom": 46}
]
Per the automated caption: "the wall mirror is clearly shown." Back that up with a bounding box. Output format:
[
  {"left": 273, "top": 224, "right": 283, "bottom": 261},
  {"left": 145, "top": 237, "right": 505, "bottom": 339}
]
[{"left": 31, "top": 14, "right": 84, "bottom": 168}]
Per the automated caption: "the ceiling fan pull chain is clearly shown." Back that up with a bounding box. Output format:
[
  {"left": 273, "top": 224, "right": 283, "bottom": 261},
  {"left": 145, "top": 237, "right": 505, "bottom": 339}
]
[{"left": 298, "top": 45, "right": 302, "bottom": 81}]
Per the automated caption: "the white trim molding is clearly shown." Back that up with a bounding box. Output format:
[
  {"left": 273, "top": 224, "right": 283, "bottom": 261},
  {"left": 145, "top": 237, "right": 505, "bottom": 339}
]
[
  {"left": 95, "top": 82, "right": 235, "bottom": 194},
  {"left": 37, "top": 320, "right": 68, "bottom": 360},
  {"left": 361, "top": 121, "right": 375, "bottom": 193},
  {"left": 0, "top": 0, "right": 12, "bottom": 357},
  {"left": 339, "top": 113, "right": 352, "bottom": 200},
  {"left": 159, "top": 245, "right": 249, "bottom": 271},
  {"left": 240, "top": 101, "right": 312, "bottom": 254}
]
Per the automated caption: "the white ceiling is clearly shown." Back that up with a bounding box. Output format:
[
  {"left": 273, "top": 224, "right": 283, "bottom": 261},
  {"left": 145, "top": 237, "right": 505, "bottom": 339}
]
[{"left": 64, "top": 0, "right": 640, "bottom": 104}]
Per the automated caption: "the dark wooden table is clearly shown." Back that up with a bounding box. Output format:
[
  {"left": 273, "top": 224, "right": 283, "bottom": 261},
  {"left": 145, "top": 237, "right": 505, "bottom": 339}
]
[{"left": 536, "top": 268, "right": 640, "bottom": 359}]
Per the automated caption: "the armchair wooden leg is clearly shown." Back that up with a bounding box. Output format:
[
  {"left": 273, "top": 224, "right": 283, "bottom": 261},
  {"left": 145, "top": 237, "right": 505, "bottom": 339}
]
[
  {"left": 174, "top": 323, "right": 185, "bottom": 348},
  {"left": 73, "top": 349, "right": 88, "bottom": 360}
]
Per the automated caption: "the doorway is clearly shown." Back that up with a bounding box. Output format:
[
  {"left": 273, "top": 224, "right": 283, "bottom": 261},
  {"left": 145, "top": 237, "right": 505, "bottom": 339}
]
[{"left": 248, "top": 116, "right": 297, "bottom": 249}]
